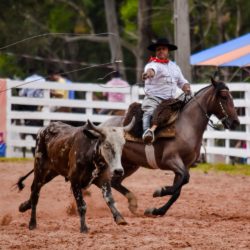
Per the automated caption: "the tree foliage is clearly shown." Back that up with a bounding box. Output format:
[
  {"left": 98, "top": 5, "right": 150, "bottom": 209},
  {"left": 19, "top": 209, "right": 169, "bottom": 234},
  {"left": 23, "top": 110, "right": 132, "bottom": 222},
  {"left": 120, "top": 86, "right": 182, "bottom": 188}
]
[{"left": 0, "top": 0, "right": 249, "bottom": 83}]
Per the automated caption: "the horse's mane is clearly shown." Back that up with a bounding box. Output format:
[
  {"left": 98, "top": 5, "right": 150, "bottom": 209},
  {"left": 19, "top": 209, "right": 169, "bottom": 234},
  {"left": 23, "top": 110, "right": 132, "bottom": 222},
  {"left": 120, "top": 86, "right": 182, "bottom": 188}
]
[
  {"left": 194, "top": 84, "right": 211, "bottom": 96},
  {"left": 195, "top": 81, "right": 228, "bottom": 96},
  {"left": 184, "top": 81, "right": 228, "bottom": 107}
]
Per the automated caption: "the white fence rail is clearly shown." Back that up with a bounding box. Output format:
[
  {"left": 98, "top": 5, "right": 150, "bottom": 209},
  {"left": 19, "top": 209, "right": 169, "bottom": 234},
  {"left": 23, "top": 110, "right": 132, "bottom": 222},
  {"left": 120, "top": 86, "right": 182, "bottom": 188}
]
[{"left": 5, "top": 80, "right": 250, "bottom": 164}]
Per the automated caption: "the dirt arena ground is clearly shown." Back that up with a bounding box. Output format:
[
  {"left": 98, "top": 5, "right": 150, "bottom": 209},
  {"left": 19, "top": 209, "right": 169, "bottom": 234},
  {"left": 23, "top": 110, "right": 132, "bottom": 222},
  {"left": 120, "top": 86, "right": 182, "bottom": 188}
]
[{"left": 0, "top": 161, "right": 249, "bottom": 250}]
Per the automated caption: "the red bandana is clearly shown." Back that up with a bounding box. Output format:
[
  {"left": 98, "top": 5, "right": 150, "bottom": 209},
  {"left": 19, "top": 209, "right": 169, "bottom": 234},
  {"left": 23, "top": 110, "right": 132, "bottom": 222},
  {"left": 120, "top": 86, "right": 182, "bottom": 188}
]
[{"left": 149, "top": 56, "right": 169, "bottom": 64}]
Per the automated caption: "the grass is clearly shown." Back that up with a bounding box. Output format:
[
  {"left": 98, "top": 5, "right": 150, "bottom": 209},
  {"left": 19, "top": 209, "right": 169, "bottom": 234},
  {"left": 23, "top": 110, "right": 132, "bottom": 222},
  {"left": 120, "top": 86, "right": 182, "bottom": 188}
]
[
  {"left": 0, "top": 158, "right": 249, "bottom": 176},
  {"left": 193, "top": 163, "right": 250, "bottom": 176},
  {"left": 0, "top": 157, "right": 33, "bottom": 163}
]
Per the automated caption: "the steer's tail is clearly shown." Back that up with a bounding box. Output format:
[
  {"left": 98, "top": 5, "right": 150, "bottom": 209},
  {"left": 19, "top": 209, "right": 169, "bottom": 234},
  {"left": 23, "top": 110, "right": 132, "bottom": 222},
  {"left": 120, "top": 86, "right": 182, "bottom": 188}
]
[{"left": 16, "top": 169, "right": 34, "bottom": 191}]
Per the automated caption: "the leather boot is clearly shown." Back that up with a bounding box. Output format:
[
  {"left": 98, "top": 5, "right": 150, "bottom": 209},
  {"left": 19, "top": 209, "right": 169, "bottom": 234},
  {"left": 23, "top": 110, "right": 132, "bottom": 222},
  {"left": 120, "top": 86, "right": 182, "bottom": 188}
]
[{"left": 142, "top": 115, "right": 154, "bottom": 144}]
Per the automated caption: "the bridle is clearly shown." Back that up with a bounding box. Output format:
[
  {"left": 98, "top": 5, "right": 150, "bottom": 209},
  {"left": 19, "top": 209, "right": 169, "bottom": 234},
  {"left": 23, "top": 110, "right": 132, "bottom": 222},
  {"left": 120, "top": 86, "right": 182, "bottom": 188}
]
[{"left": 190, "top": 87, "right": 230, "bottom": 130}]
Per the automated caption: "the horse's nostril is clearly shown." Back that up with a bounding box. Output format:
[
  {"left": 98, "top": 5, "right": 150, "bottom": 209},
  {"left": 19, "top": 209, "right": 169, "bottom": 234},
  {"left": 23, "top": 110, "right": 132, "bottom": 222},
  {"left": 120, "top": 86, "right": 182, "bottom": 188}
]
[{"left": 114, "top": 169, "right": 124, "bottom": 176}]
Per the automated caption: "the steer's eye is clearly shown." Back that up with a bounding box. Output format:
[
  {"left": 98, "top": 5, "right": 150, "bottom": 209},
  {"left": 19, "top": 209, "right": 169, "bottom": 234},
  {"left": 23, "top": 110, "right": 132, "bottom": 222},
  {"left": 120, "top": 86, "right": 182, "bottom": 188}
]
[{"left": 103, "top": 142, "right": 111, "bottom": 149}]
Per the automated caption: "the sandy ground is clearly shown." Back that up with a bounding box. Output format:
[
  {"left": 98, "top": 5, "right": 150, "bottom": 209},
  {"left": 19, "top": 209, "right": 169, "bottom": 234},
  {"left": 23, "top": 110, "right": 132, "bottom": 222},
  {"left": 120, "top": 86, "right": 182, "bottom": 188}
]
[{"left": 0, "top": 161, "right": 249, "bottom": 250}]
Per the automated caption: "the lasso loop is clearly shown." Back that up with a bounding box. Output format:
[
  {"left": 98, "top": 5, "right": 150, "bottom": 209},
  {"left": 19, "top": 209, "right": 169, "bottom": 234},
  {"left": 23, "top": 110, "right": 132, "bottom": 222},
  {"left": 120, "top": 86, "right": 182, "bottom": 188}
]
[
  {"left": 0, "top": 32, "right": 117, "bottom": 51},
  {"left": 0, "top": 32, "right": 134, "bottom": 93}
]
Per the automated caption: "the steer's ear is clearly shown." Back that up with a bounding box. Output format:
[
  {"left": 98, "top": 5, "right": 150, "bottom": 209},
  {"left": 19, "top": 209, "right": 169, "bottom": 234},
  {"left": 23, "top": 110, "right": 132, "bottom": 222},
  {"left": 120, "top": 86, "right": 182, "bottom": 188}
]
[
  {"left": 83, "top": 120, "right": 105, "bottom": 139},
  {"left": 83, "top": 129, "right": 101, "bottom": 140}
]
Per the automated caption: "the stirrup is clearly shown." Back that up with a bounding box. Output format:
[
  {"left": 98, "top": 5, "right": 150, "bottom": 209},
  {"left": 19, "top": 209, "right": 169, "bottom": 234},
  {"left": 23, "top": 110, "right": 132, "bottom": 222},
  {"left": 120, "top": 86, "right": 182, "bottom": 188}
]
[{"left": 142, "top": 129, "right": 155, "bottom": 144}]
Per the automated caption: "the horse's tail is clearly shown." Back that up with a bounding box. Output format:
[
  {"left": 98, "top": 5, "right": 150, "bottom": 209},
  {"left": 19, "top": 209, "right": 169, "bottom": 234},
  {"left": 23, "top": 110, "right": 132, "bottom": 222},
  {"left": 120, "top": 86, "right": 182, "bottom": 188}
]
[{"left": 16, "top": 169, "right": 34, "bottom": 191}]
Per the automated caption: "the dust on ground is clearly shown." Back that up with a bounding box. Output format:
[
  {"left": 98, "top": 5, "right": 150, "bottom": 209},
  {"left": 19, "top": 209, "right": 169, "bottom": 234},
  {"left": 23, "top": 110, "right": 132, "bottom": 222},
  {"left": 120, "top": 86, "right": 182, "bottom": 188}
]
[{"left": 0, "top": 162, "right": 249, "bottom": 249}]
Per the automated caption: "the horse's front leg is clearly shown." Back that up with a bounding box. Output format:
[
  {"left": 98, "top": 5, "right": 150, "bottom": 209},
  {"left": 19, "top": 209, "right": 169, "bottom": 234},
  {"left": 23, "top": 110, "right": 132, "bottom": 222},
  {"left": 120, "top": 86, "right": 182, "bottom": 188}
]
[
  {"left": 153, "top": 170, "right": 190, "bottom": 197},
  {"left": 101, "top": 182, "right": 128, "bottom": 225},
  {"left": 145, "top": 163, "right": 190, "bottom": 217}
]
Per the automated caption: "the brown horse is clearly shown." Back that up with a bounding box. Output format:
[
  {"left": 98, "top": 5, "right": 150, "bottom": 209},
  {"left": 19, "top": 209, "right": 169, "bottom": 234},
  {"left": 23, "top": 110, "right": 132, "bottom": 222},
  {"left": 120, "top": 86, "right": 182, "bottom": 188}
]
[{"left": 102, "top": 78, "right": 240, "bottom": 216}]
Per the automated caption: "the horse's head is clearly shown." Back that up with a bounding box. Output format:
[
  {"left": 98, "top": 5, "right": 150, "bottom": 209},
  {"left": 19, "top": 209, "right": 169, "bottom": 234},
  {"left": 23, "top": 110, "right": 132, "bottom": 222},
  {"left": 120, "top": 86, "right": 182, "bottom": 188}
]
[{"left": 209, "top": 77, "right": 240, "bottom": 130}]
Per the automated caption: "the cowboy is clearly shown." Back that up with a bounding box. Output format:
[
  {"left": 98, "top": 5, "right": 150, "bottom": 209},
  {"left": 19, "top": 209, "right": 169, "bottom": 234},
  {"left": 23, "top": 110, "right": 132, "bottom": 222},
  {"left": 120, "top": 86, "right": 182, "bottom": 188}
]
[{"left": 142, "top": 38, "right": 191, "bottom": 144}]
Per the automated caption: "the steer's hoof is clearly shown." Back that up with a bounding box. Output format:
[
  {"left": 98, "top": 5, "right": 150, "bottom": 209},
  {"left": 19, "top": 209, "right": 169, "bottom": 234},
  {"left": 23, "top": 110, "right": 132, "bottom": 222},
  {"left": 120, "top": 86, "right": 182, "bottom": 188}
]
[
  {"left": 29, "top": 221, "right": 37, "bottom": 230},
  {"left": 19, "top": 201, "right": 31, "bottom": 213},
  {"left": 144, "top": 208, "right": 157, "bottom": 217},
  {"left": 153, "top": 189, "right": 161, "bottom": 197},
  {"left": 116, "top": 217, "right": 128, "bottom": 225},
  {"left": 80, "top": 226, "right": 89, "bottom": 233}
]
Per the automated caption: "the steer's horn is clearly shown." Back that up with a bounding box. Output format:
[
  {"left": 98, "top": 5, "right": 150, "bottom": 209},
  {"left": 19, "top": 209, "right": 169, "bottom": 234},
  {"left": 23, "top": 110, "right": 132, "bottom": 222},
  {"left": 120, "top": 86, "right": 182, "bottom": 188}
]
[
  {"left": 123, "top": 116, "right": 135, "bottom": 132},
  {"left": 87, "top": 120, "right": 104, "bottom": 135}
]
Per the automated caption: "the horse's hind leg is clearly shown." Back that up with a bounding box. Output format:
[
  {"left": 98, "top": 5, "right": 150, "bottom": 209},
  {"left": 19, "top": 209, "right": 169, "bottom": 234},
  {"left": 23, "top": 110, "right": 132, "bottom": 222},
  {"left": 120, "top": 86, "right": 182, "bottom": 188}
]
[
  {"left": 111, "top": 177, "right": 138, "bottom": 214},
  {"left": 111, "top": 164, "right": 140, "bottom": 214}
]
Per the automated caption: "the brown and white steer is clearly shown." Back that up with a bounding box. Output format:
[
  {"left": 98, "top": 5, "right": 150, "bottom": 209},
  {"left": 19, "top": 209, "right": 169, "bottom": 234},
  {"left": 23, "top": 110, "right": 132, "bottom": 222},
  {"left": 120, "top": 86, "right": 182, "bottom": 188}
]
[{"left": 16, "top": 119, "right": 134, "bottom": 233}]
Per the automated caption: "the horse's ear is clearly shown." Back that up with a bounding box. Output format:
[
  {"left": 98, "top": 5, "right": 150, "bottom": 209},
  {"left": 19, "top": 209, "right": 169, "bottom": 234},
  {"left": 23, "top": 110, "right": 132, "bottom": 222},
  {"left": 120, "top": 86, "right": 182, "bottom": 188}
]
[{"left": 211, "top": 77, "right": 217, "bottom": 86}]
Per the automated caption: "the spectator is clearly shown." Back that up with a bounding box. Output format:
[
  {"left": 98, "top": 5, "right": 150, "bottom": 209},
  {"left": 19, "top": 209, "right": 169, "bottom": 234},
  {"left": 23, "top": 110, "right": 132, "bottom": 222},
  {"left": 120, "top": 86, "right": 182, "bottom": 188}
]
[
  {"left": 99, "top": 71, "right": 129, "bottom": 114},
  {"left": 48, "top": 70, "right": 73, "bottom": 112},
  {"left": 47, "top": 70, "right": 68, "bottom": 99},
  {"left": 0, "top": 132, "right": 6, "bottom": 157},
  {"left": 235, "top": 140, "right": 247, "bottom": 164},
  {"left": 18, "top": 68, "right": 45, "bottom": 157},
  {"left": 62, "top": 72, "right": 75, "bottom": 100},
  {"left": 19, "top": 68, "right": 45, "bottom": 111}
]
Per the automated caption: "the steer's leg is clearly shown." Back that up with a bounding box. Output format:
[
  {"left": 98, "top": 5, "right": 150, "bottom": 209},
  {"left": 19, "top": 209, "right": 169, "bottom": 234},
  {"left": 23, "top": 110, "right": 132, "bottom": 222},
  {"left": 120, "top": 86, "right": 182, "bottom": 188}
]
[
  {"left": 28, "top": 175, "right": 42, "bottom": 230},
  {"left": 102, "top": 182, "right": 127, "bottom": 225},
  {"left": 19, "top": 171, "right": 57, "bottom": 213},
  {"left": 28, "top": 170, "right": 57, "bottom": 230},
  {"left": 71, "top": 183, "right": 88, "bottom": 233},
  {"left": 145, "top": 160, "right": 190, "bottom": 217}
]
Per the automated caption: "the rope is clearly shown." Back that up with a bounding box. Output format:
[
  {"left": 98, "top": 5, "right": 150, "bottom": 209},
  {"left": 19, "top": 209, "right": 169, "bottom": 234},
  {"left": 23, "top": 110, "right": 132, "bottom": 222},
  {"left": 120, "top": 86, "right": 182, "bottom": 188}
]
[{"left": 0, "top": 61, "right": 126, "bottom": 94}]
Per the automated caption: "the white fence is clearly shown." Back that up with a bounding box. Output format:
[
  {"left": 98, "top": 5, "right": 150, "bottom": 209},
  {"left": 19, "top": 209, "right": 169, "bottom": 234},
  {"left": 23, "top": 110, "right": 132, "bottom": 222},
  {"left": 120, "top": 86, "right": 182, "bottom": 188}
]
[{"left": 5, "top": 80, "right": 250, "bottom": 164}]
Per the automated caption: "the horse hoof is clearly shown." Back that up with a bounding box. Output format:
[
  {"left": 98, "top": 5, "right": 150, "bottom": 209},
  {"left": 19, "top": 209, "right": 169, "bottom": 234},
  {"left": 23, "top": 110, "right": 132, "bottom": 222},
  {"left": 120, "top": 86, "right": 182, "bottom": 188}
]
[
  {"left": 144, "top": 208, "right": 156, "bottom": 217},
  {"left": 128, "top": 204, "right": 138, "bottom": 215},
  {"left": 153, "top": 189, "right": 161, "bottom": 197},
  {"left": 126, "top": 192, "right": 138, "bottom": 214},
  {"left": 116, "top": 217, "right": 128, "bottom": 225}
]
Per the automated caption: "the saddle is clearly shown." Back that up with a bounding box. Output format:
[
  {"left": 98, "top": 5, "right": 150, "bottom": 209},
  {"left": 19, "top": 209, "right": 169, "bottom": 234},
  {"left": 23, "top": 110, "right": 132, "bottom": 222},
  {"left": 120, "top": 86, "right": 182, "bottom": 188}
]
[{"left": 123, "top": 98, "right": 184, "bottom": 142}]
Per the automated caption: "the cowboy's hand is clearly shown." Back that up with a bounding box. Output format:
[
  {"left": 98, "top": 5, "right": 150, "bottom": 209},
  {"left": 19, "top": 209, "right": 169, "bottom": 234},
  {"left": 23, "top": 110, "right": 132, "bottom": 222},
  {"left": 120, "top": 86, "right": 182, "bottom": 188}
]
[
  {"left": 182, "top": 83, "right": 191, "bottom": 95},
  {"left": 142, "top": 69, "right": 155, "bottom": 81}
]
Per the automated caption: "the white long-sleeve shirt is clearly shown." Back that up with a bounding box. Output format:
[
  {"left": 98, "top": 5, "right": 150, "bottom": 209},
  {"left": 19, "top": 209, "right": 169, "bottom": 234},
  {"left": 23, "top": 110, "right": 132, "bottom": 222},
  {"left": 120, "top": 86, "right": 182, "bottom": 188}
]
[
  {"left": 19, "top": 74, "right": 45, "bottom": 98},
  {"left": 144, "top": 60, "right": 188, "bottom": 99}
]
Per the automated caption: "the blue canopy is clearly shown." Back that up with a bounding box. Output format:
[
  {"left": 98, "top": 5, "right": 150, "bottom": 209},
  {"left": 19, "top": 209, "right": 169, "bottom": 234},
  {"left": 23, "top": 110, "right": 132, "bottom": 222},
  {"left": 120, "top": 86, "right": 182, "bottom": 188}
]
[{"left": 190, "top": 33, "right": 250, "bottom": 67}]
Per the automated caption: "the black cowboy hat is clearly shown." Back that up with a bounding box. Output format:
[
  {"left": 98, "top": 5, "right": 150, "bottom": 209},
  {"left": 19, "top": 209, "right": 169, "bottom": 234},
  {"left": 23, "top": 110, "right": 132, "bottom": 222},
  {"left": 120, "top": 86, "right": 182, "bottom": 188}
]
[{"left": 147, "top": 38, "right": 178, "bottom": 51}]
